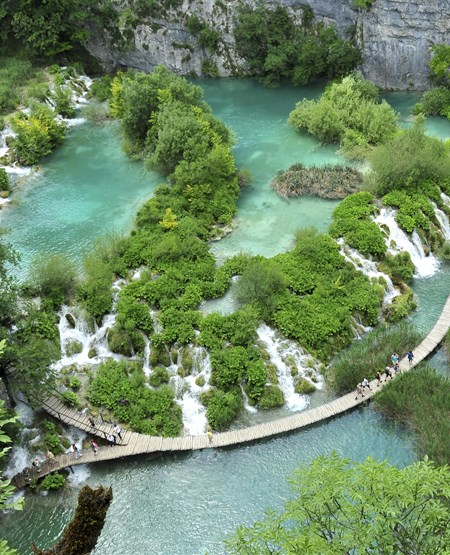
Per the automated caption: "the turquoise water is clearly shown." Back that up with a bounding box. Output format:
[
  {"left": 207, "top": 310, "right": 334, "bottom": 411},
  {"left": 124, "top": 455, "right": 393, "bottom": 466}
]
[
  {"left": 0, "top": 121, "right": 157, "bottom": 277},
  {"left": 1, "top": 80, "right": 449, "bottom": 554}
]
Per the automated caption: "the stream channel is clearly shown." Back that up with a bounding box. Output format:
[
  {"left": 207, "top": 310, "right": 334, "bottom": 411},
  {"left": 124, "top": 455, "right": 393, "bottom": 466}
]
[{"left": 1, "top": 79, "right": 450, "bottom": 554}]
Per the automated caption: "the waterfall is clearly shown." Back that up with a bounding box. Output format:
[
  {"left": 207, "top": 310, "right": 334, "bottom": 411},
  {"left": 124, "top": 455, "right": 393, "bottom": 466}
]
[
  {"left": 374, "top": 208, "right": 439, "bottom": 278},
  {"left": 337, "top": 239, "right": 399, "bottom": 305},
  {"left": 256, "top": 324, "right": 321, "bottom": 412},
  {"left": 172, "top": 346, "right": 211, "bottom": 435},
  {"left": 434, "top": 205, "right": 450, "bottom": 241}
]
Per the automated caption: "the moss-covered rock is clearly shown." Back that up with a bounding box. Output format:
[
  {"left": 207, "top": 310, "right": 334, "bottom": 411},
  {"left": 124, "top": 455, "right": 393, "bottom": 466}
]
[
  {"left": 294, "top": 377, "right": 316, "bottom": 394},
  {"left": 258, "top": 385, "right": 284, "bottom": 409}
]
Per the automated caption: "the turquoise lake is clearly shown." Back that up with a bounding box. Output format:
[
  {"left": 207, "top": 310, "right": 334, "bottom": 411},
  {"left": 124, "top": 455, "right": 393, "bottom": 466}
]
[{"left": 1, "top": 79, "right": 449, "bottom": 554}]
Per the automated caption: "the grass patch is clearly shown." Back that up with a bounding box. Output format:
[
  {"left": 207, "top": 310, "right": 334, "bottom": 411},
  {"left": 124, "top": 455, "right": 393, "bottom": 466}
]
[{"left": 375, "top": 364, "right": 450, "bottom": 465}]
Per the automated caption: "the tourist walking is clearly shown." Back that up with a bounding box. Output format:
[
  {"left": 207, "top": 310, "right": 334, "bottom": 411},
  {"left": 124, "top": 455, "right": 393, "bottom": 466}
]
[
  {"left": 90, "top": 440, "right": 99, "bottom": 455},
  {"left": 72, "top": 443, "right": 82, "bottom": 459},
  {"left": 361, "top": 377, "right": 371, "bottom": 391},
  {"left": 376, "top": 371, "right": 382, "bottom": 387},
  {"left": 113, "top": 423, "right": 123, "bottom": 441},
  {"left": 385, "top": 366, "right": 392, "bottom": 381},
  {"left": 407, "top": 350, "right": 414, "bottom": 364},
  {"left": 88, "top": 416, "right": 95, "bottom": 427},
  {"left": 393, "top": 362, "right": 399, "bottom": 375},
  {"left": 391, "top": 353, "right": 399, "bottom": 365},
  {"left": 32, "top": 457, "right": 41, "bottom": 472},
  {"left": 355, "top": 383, "right": 365, "bottom": 400},
  {"left": 106, "top": 434, "right": 116, "bottom": 446}
]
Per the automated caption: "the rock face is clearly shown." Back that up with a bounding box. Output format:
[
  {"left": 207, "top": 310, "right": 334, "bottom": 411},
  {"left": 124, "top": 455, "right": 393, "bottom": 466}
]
[{"left": 87, "top": 0, "right": 450, "bottom": 90}]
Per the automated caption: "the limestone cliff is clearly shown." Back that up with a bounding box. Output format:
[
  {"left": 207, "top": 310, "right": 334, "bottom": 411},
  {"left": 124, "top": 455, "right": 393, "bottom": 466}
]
[{"left": 87, "top": 0, "right": 450, "bottom": 90}]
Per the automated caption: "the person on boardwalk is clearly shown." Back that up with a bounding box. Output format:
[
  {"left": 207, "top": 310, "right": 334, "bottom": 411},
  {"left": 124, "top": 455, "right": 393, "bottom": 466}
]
[
  {"left": 72, "top": 443, "right": 82, "bottom": 459},
  {"left": 361, "top": 377, "right": 371, "bottom": 391},
  {"left": 376, "top": 371, "right": 382, "bottom": 387},
  {"left": 391, "top": 353, "right": 399, "bottom": 365},
  {"left": 88, "top": 416, "right": 95, "bottom": 427},
  {"left": 32, "top": 457, "right": 41, "bottom": 472},
  {"left": 355, "top": 383, "right": 365, "bottom": 400},
  {"left": 45, "top": 451, "right": 55, "bottom": 461},
  {"left": 393, "top": 362, "right": 399, "bottom": 375},
  {"left": 113, "top": 423, "right": 123, "bottom": 441},
  {"left": 407, "top": 350, "right": 414, "bottom": 364},
  {"left": 385, "top": 366, "right": 392, "bottom": 381},
  {"left": 106, "top": 434, "right": 116, "bottom": 446},
  {"left": 90, "top": 440, "right": 99, "bottom": 455},
  {"left": 207, "top": 427, "right": 213, "bottom": 444}
]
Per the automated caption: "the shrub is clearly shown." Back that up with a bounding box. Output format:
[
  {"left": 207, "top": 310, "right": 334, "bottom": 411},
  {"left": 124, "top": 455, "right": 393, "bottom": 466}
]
[
  {"left": 90, "top": 75, "right": 113, "bottom": 101},
  {"left": 294, "top": 377, "right": 316, "bottom": 394},
  {"left": 68, "top": 376, "right": 81, "bottom": 389},
  {"left": 378, "top": 252, "right": 414, "bottom": 284},
  {"left": 205, "top": 389, "right": 241, "bottom": 431},
  {"left": 61, "top": 391, "right": 79, "bottom": 408},
  {"left": 27, "top": 253, "right": 76, "bottom": 307},
  {"left": 0, "top": 168, "right": 10, "bottom": 192},
  {"left": 369, "top": 116, "right": 450, "bottom": 196},
  {"left": 41, "top": 472, "right": 66, "bottom": 491},
  {"left": 149, "top": 366, "right": 170, "bottom": 387},
  {"left": 258, "top": 385, "right": 284, "bottom": 409},
  {"left": 51, "top": 85, "right": 75, "bottom": 118},
  {"left": 44, "top": 432, "right": 65, "bottom": 455},
  {"left": 413, "top": 86, "right": 450, "bottom": 117},
  {"left": 384, "top": 285, "right": 416, "bottom": 323}
]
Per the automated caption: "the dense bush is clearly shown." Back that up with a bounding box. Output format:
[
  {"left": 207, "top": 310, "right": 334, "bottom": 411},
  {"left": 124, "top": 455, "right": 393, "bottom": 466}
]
[
  {"left": 41, "top": 472, "right": 66, "bottom": 491},
  {"left": 203, "top": 388, "right": 242, "bottom": 431},
  {"left": 375, "top": 364, "right": 450, "bottom": 465},
  {"left": 258, "top": 384, "right": 284, "bottom": 409},
  {"left": 383, "top": 285, "right": 416, "bottom": 323},
  {"left": 378, "top": 252, "right": 414, "bottom": 284},
  {"left": 88, "top": 360, "right": 182, "bottom": 436},
  {"left": 429, "top": 44, "right": 450, "bottom": 87},
  {"left": 0, "top": 58, "right": 33, "bottom": 114},
  {"left": 288, "top": 75, "right": 398, "bottom": 159},
  {"left": 329, "top": 191, "right": 387, "bottom": 256},
  {"left": 326, "top": 322, "right": 422, "bottom": 394},
  {"left": 148, "top": 366, "right": 170, "bottom": 387},
  {"left": 51, "top": 85, "right": 76, "bottom": 118},
  {"left": 382, "top": 189, "right": 436, "bottom": 233},
  {"left": 0, "top": 168, "right": 9, "bottom": 193},
  {"left": 413, "top": 86, "right": 450, "bottom": 117},
  {"left": 369, "top": 116, "right": 450, "bottom": 196},
  {"left": 234, "top": 5, "right": 360, "bottom": 86},
  {"left": 11, "top": 103, "right": 66, "bottom": 165}
]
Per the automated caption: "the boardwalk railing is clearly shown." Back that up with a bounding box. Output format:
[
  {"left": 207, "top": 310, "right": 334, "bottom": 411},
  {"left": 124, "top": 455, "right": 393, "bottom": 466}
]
[{"left": 10, "top": 294, "right": 450, "bottom": 489}]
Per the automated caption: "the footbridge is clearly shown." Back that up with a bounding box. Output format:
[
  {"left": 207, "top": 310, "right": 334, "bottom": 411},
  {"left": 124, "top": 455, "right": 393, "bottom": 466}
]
[{"left": 11, "top": 294, "right": 450, "bottom": 489}]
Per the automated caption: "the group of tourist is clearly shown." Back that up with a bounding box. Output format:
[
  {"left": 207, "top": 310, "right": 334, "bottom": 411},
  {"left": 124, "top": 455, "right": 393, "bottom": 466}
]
[{"left": 355, "top": 350, "right": 414, "bottom": 399}]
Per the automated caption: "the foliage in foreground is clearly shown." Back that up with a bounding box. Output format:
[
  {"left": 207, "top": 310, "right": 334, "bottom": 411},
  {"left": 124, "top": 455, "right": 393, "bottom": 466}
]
[
  {"left": 32, "top": 486, "right": 112, "bottom": 555},
  {"left": 326, "top": 322, "right": 422, "bottom": 394},
  {"left": 226, "top": 453, "right": 450, "bottom": 555},
  {"left": 375, "top": 364, "right": 450, "bottom": 465},
  {"left": 271, "top": 163, "right": 363, "bottom": 200}
]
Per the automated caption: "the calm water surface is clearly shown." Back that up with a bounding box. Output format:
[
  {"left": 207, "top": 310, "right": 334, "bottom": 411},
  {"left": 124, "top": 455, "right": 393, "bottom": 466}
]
[{"left": 1, "top": 80, "right": 449, "bottom": 554}]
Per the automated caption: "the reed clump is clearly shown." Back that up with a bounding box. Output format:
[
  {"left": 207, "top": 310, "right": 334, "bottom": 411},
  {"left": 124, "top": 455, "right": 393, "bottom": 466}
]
[
  {"left": 375, "top": 364, "right": 450, "bottom": 465},
  {"left": 271, "top": 163, "right": 363, "bottom": 200},
  {"left": 325, "top": 322, "right": 422, "bottom": 394}
]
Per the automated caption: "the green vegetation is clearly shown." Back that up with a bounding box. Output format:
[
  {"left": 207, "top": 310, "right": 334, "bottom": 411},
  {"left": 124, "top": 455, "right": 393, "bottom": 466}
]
[
  {"left": 226, "top": 453, "right": 450, "bottom": 554},
  {"left": 0, "top": 57, "right": 33, "bottom": 114},
  {"left": 326, "top": 322, "right": 422, "bottom": 394},
  {"left": 10, "top": 103, "right": 66, "bottom": 165},
  {"left": 41, "top": 472, "right": 66, "bottom": 491},
  {"left": 233, "top": 5, "right": 360, "bottom": 86},
  {"left": 27, "top": 254, "right": 77, "bottom": 308},
  {"left": 368, "top": 116, "right": 450, "bottom": 196},
  {"left": 186, "top": 16, "right": 221, "bottom": 53},
  {"left": 272, "top": 163, "right": 363, "bottom": 199},
  {"left": 0, "top": 168, "right": 9, "bottom": 194},
  {"left": 288, "top": 75, "right": 398, "bottom": 159},
  {"left": 376, "top": 364, "right": 450, "bottom": 465},
  {"left": 202, "top": 388, "right": 242, "bottom": 431},
  {"left": 0, "top": 399, "right": 22, "bottom": 555},
  {"left": 88, "top": 360, "right": 182, "bottom": 436},
  {"left": 429, "top": 44, "right": 450, "bottom": 87},
  {"left": 329, "top": 191, "right": 387, "bottom": 257},
  {"left": 378, "top": 252, "right": 414, "bottom": 284}
]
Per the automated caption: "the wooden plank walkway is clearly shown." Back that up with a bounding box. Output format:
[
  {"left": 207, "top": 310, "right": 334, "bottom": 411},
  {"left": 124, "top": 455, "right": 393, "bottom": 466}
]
[{"left": 11, "top": 294, "right": 450, "bottom": 489}]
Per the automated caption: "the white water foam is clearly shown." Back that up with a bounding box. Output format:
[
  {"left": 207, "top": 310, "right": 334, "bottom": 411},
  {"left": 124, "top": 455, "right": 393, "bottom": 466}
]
[
  {"left": 337, "top": 239, "right": 399, "bottom": 305},
  {"left": 434, "top": 204, "right": 450, "bottom": 241},
  {"left": 257, "top": 324, "right": 321, "bottom": 412},
  {"left": 67, "top": 464, "right": 91, "bottom": 486},
  {"left": 374, "top": 208, "right": 439, "bottom": 278}
]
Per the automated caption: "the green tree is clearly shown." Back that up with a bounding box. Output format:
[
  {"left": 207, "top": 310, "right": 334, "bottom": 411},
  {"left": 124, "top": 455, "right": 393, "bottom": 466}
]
[
  {"left": 429, "top": 44, "right": 450, "bottom": 86},
  {"left": 226, "top": 453, "right": 450, "bottom": 554},
  {"left": 369, "top": 115, "right": 450, "bottom": 195},
  {"left": 0, "top": 396, "right": 23, "bottom": 555}
]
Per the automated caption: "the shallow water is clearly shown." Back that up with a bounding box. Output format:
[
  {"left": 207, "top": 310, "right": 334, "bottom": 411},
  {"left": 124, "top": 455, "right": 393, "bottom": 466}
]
[{"left": 1, "top": 80, "right": 449, "bottom": 554}]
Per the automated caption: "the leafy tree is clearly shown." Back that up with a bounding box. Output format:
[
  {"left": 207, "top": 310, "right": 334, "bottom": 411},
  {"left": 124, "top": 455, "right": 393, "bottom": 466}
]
[
  {"left": 226, "top": 453, "right": 450, "bottom": 554},
  {"left": 0, "top": 397, "right": 23, "bottom": 555},
  {"left": 429, "top": 44, "right": 450, "bottom": 86},
  {"left": 369, "top": 115, "right": 450, "bottom": 195}
]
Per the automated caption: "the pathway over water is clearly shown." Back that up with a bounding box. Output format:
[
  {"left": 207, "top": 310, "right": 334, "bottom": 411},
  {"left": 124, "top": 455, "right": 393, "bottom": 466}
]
[{"left": 11, "top": 293, "right": 450, "bottom": 489}]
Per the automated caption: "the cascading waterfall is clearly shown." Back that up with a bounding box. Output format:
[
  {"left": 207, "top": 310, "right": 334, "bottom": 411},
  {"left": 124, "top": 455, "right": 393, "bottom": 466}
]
[
  {"left": 171, "top": 346, "right": 212, "bottom": 435},
  {"left": 53, "top": 279, "right": 125, "bottom": 371},
  {"left": 256, "top": 324, "right": 321, "bottom": 412},
  {"left": 434, "top": 204, "right": 450, "bottom": 241},
  {"left": 374, "top": 208, "right": 439, "bottom": 278},
  {"left": 337, "top": 239, "right": 399, "bottom": 305}
]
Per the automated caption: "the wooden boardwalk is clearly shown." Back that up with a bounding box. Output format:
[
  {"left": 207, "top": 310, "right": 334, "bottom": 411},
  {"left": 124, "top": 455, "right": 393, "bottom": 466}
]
[{"left": 11, "top": 294, "right": 450, "bottom": 489}]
